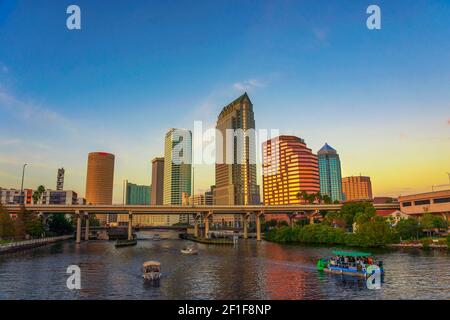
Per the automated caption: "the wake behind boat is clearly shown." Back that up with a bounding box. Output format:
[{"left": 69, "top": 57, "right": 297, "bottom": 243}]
[
  {"left": 317, "top": 250, "right": 384, "bottom": 278},
  {"left": 181, "top": 244, "right": 199, "bottom": 255}
]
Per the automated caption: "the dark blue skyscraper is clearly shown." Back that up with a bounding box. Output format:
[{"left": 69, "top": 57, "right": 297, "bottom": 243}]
[{"left": 318, "top": 143, "right": 343, "bottom": 202}]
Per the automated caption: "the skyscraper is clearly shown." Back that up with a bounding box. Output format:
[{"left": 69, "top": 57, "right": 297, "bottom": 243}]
[
  {"left": 151, "top": 157, "right": 164, "bottom": 205},
  {"left": 215, "top": 93, "right": 260, "bottom": 205},
  {"left": 318, "top": 143, "right": 343, "bottom": 202},
  {"left": 262, "top": 135, "right": 320, "bottom": 206},
  {"left": 163, "top": 128, "right": 192, "bottom": 205},
  {"left": 56, "top": 168, "right": 65, "bottom": 191},
  {"left": 125, "top": 181, "right": 151, "bottom": 205},
  {"left": 85, "top": 152, "right": 115, "bottom": 224},
  {"left": 342, "top": 176, "right": 373, "bottom": 201}
]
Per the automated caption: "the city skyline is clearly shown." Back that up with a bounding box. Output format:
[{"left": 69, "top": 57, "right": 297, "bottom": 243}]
[{"left": 1, "top": 1, "right": 449, "bottom": 202}]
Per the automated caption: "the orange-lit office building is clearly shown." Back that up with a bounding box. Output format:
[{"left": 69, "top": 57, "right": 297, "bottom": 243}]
[
  {"left": 262, "top": 135, "right": 320, "bottom": 206},
  {"left": 85, "top": 152, "right": 115, "bottom": 224},
  {"left": 342, "top": 176, "right": 373, "bottom": 201}
]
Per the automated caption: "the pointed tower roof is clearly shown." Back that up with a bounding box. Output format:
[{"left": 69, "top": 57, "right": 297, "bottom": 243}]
[
  {"left": 318, "top": 143, "right": 337, "bottom": 155},
  {"left": 230, "top": 92, "right": 251, "bottom": 105},
  {"left": 218, "top": 92, "right": 252, "bottom": 120}
]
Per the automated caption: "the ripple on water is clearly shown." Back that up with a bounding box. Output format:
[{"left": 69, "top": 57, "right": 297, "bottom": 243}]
[{"left": 0, "top": 234, "right": 449, "bottom": 300}]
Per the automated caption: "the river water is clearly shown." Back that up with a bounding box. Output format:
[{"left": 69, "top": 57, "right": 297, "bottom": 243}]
[{"left": 0, "top": 231, "right": 449, "bottom": 300}]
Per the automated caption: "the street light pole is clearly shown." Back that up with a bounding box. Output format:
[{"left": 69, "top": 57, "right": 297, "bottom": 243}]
[{"left": 20, "top": 163, "right": 28, "bottom": 204}]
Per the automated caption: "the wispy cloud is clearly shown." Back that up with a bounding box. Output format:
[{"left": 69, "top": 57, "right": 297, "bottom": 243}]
[
  {"left": 0, "top": 87, "right": 76, "bottom": 133},
  {"left": 232, "top": 79, "right": 266, "bottom": 92},
  {"left": 447, "top": 119, "right": 450, "bottom": 126},
  {"left": 0, "top": 138, "right": 23, "bottom": 146}
]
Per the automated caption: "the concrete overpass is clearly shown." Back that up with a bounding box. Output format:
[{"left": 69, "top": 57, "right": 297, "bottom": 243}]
[{"left": 3, "top": 203, "right": 400, "bottom": 243}]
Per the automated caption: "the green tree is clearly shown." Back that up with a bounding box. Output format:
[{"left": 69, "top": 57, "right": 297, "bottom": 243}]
[
  {"left": 32, "top": 185, "right": 46, "bottom": 204},
  {"left": 421, "top": 214, "right": 449, "bottom": 235},
  {"left": 278, "top": 220, "right": 289, "bottom": 227},
  {"left": 324, "top": 210, "right": 346, "bottom": 228},
  {"left": 48, "top": 214, "right": 74, "bottom": 235},
  {"left": 13, "top": 210, "right": 27, "bottom": 239},
  {"left": 339, "top": 202, "right": 375, "bottom": 227},
  {"left": 322, "top": 194, "right": 332, "bottom": 204},
  {"left": 0, "top": 205, "right": 15, "bottom": 239},
  {"left": 82, "top": 215, "right": 100, "bottom": 227},
  {"left": 354, "top": 206, "right": 376, "bottom": 225},
  {"left": 14, "top": 208, "right": 45, "bottom": 239},
  {"left": 395, "top": 218, "right": 421, "bottom": 240},
  {"left": 350, "top": 217, "right": 396, "bottom": 247},
  {"left": 25, "top": 217, "right": 45, "bottom": 238}
]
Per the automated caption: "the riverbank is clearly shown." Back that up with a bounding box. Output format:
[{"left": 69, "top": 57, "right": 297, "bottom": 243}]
[
  {"left": 387, "top": 243, "right": 448, "bottom": 249},
  {"left": 0, "top": 235, "right": 74, "bottom": 254}
]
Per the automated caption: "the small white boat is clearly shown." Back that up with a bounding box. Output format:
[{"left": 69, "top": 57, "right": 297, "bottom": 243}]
[
  {"left": 181, "top": 244, "right": 199, "bottom": 255},
  {"left": 143, "top": 261, "right": 161, "bottom": 281},
  {"left": 152, "top": 234, "right": 161, "bottom": 241}
]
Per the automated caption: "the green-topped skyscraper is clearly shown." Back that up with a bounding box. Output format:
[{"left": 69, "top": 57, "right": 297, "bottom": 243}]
[{"left": 318, "top": 143, "right": 344, "bottom": 202}]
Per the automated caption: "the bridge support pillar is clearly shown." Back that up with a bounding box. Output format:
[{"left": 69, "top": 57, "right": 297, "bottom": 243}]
[
  {"left": 194, "top": 215, "right": 199, "bottom": 238},
  {"left": 243, "top": 213, "right": 250, "bottom": 239},
  {"left": 76, "top": 211, "right": 82, "bottom": 244},
  {"left": 128, "top": 212, "right": 133, "bottom": 241},
  {"left": 84, "top": 213, "right": 90, "bottom": 241},
  {"left": 204, "top": 213, "right": 210, "bottom": 239},
  {"left": 289, "top": 212, "right": 297, "bottom": 228},
  {"left": 256, "top": 213, "right": 262, "bottom": 241}
]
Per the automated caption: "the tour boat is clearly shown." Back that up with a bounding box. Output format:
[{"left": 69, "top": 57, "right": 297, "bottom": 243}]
[
  {"left": 181, "top": 244, "right": 199, "bottom": 255},
  {"left": 317, "top": 250, "right": 384, "bottom": 278},
  {"left": 115, "top": 239, "right": 137, "bottom": 248},
  {"left": 143, "top": 261, "right": 161, "bottom": 281}
]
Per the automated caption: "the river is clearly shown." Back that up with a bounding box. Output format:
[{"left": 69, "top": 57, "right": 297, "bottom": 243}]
[{"left": 0, "top": 231, "right": 449, "bottom": 300}]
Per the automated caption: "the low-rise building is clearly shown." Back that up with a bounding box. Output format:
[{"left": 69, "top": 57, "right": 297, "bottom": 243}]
[
  {"left": 40, "top": 190, "right": 78, "bottom": 205},
  {"left": 0, "top": 188, "right": 33, "bottom": 205},
  {"left": 398, "top": 189, "right": 450, "bottom": 220}
]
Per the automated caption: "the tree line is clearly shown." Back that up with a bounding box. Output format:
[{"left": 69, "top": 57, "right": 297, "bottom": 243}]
[{"left": 264, "top": 202, "right": 449, "bottom": 247}]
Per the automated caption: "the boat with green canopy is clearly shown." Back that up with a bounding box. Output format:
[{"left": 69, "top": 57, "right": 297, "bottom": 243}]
[{"left": 317, "top": 250, "right": 384, "bottom": 278}]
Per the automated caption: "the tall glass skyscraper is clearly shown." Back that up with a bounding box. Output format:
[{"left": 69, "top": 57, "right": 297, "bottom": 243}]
[
  {"left": 215, "top": 93, "right": 260, "bottom": 205},
  {"left": 318, "top": 143, "right": 343, "bottom": 202},
  {"left": 163, "top": 128, "right": 192, "bottom": 205}
]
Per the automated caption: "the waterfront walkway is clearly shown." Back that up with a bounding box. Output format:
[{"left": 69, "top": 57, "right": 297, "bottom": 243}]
[{"left": 0, "top": 235, "right": 74, "bottom": 254}]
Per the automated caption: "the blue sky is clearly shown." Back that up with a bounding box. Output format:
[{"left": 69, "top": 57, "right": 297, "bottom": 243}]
[{"left": 1, "top": 0, "right": 449, "bottom": 202}]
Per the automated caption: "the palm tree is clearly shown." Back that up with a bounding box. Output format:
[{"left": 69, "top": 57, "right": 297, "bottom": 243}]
[
  {"left": 32, "top": 185, "right": 46, "bottom": 204},
  {"left": 297, "top": 191, "right": 309, "bottom": 204},
  {"left": 322, "top": 194, "right": 332, "bottom": 204},
  {"left": 315, "top": 192, "right": 323, "bottom": 204}
]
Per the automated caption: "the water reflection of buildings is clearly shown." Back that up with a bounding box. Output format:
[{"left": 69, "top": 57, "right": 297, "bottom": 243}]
[{"left": 263, "top": 244, "right": 324, "bottom": 299}]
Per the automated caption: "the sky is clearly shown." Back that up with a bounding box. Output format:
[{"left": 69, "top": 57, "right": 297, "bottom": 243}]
[{"left": 0, "top": 0, "right": 449, "bottom": 203}]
